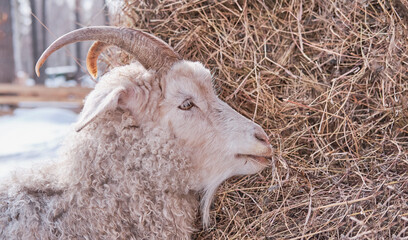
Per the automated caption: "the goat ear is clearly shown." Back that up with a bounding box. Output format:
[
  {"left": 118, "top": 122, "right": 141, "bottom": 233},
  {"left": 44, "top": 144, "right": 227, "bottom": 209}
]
[{"left": 75, "top": 86, "right": 126, "bottom": 132}]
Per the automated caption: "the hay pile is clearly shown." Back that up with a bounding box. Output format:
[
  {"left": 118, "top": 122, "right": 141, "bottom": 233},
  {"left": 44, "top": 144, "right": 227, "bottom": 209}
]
[{"left": 111, "top": 0, "right": 408, "bottom": 238}]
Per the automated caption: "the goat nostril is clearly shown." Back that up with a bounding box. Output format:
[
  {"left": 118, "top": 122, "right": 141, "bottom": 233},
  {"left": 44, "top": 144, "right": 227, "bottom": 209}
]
[{"left": 255, "top": 132, "right": 270, "bottom": 145}]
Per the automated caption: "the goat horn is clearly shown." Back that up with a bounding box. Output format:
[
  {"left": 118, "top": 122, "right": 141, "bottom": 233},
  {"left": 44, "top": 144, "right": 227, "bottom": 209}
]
[
  {"left": 35, "top": 26, "right": 181, "bottom": 77},
  {"left": 86, "top": 41, "right": 109, "bottom": 78}
]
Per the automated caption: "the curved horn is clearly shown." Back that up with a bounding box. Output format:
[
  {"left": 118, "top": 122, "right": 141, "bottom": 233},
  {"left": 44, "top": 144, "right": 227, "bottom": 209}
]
[
  {"left": 86, "top": 41, "right": 109, "bottom": 78},
  {"left": 35, "top": 26, "right": 181, "bottom": 77}
]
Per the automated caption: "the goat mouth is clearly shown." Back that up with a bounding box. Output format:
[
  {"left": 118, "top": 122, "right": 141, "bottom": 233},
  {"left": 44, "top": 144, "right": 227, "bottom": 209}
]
[{"left": 236, "top": 154, "right": 271, "bottom": 165}]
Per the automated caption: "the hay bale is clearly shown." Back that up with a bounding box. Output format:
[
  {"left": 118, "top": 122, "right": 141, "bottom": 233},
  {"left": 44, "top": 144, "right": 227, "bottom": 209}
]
[{"left": 108, "top": 0, "right": 408, "bottom": 238}]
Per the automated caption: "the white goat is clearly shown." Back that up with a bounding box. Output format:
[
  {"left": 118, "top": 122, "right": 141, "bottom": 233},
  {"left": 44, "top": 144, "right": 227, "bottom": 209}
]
[{"left": 0, "top": 26, "right": 273, "bottom": 239}]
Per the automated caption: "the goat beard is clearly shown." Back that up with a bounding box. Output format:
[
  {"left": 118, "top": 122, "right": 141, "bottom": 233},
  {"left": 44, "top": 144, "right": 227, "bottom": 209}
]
[{"left": 200, "top": 174, "right": 229, "bottom": 227}]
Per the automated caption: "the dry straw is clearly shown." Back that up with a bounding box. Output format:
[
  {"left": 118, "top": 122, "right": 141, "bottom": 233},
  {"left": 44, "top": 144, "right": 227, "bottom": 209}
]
[{"left": 104, "top": 0, "right": 408, "bottom": 239}]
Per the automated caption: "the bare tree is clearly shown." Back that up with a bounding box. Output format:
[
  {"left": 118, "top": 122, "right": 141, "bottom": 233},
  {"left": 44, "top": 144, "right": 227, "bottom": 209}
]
[
  {"left": 74, "top": 0, "right": 82, "bottom": 82},
  {"left": 29, "top": 0, "right": 45, "bottom": 84},
  {"left": 0, "top": 0, "right": 16, "bottom": 83},
  {"left": 103, "top": 0, "right": 110, "bottom": 25},
  {"left": 41, "top": 0, "right": 47, "bottom": 64}
]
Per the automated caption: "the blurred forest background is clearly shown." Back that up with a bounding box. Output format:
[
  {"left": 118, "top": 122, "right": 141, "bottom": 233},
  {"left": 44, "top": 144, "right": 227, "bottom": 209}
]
[{"left": 0, "top": 0, "right": 112, "bottom": 86}]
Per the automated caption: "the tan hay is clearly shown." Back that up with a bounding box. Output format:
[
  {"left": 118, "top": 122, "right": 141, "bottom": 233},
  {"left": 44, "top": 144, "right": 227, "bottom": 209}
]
[{"left": 103, "top": 0, "right": 408, "bottom": 239}]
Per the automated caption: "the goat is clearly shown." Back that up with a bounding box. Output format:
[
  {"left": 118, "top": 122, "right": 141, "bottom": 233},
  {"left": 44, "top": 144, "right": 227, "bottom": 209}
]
[{"left": 0, "top": 26, "right": 273, "bottom": 239}]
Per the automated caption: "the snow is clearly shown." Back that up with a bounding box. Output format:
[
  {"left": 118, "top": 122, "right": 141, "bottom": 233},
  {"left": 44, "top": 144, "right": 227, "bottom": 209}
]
[{"left": 0, "top": 108, "right": 78, "bottom": 178}]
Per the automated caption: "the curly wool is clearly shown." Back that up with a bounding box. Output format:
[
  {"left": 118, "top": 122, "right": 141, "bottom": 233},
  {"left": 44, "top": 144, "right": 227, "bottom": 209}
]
[{"left": 0, "top": 109, "right": 199, "bottom": 239}]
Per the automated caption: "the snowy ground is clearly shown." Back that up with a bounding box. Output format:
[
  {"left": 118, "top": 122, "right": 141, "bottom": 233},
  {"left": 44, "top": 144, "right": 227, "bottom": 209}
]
[{"left": 0, "top": 108, "right": 77, "bottom": 178}]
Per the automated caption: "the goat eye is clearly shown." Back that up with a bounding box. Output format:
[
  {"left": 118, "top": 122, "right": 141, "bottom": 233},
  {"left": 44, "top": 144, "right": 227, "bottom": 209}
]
[{"left": 178, "top": 99, "right": 194, "bottom": 110}]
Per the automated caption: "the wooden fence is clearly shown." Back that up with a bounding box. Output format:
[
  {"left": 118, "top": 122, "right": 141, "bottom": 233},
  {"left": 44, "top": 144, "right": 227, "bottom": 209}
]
[{"left": 0, "top": 84, "right": 91, "bottom": 115}]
